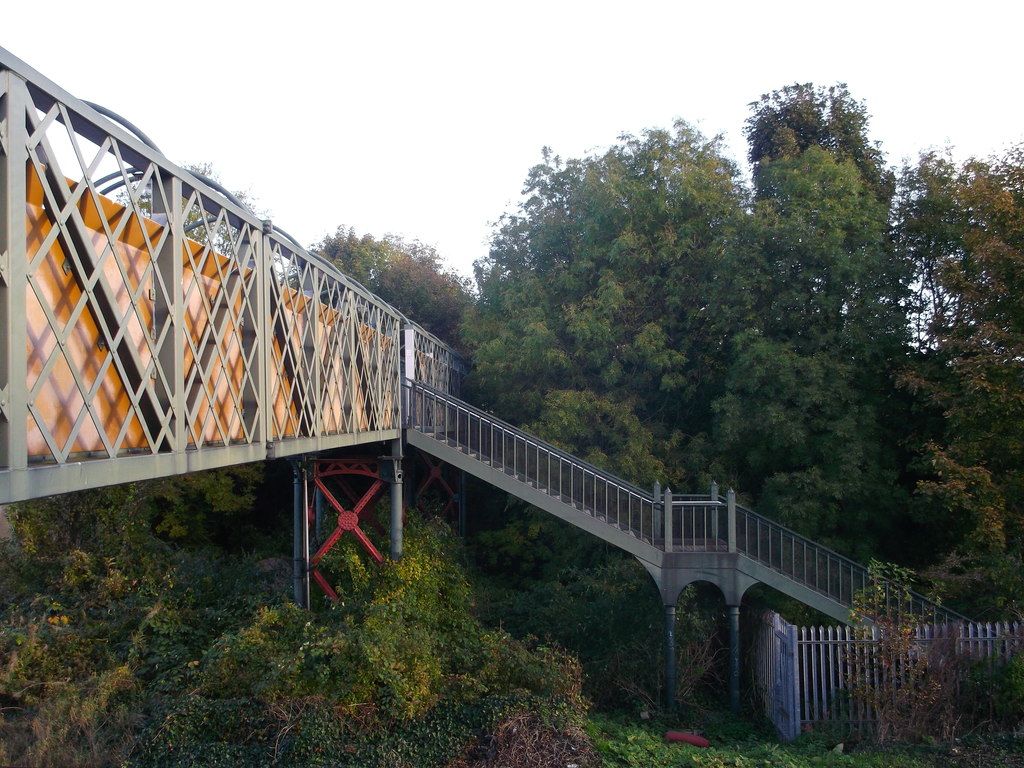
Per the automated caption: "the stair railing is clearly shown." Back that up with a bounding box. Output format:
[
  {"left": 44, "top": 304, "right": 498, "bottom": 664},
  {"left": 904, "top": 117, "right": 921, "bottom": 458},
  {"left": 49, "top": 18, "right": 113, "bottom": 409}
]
[
  {"left": 407, "top": 381, "right": 656, "bottom": 542},
  {"left": 408, "top": 381, "right": 966, "bottom": 624}
]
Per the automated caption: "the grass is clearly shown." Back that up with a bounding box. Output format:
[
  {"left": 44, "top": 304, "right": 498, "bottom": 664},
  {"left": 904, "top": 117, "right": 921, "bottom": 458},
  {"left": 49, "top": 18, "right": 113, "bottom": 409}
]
[{"left": 586, "top": 709, "right": 1024, "bottom": 768}]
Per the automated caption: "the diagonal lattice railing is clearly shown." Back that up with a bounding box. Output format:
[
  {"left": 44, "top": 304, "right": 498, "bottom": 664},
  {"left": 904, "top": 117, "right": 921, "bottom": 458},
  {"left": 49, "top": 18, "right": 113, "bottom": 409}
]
[
  {"left": 407, "top": 381, "right": 967, "bottom": 624},
  {"left": 0, "top": 47, "right": 457, "bottom": 504}
]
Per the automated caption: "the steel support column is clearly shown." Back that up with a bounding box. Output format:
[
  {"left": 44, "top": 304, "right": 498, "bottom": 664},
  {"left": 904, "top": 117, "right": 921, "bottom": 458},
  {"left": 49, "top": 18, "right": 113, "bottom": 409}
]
[
  {"left": 388, "top": 438, "right": 403, "bottom": 561},
  {"left": 728, "top": 604, "right": 741, "bottom": 714},
  {"left": 665, "top": 603, "right": 677, "bottom": 711},
  {"left": 458, "top": 469, "right": 467, "bottom": 536},
  {"left": 291, "top": 458, "right": 309, "bottom": 608}
]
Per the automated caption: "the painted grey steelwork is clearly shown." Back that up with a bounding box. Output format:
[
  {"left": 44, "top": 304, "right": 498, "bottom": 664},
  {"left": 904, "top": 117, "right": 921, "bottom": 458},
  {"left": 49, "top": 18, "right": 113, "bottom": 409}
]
[
  {"left": 0, "top": 46, "right": 458, "bottom": 504},
  {"left": 405, "top": 381, "right": 965, "bottom": 626},
  {"left": 404, "top": 325, "right": 467, "bottom": 397},
  {"left": 405, "top": 379, "right": 968, "bottom": 711}
]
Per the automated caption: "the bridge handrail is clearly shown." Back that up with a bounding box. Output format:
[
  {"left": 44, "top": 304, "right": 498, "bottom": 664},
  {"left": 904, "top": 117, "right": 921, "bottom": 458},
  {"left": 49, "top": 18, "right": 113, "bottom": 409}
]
[
  {"left": 407, "top": 381, "right": 651, "bottom": 495},
  {"left": 0, "top": 45, "right": 464, "bottom": 503},
  {"left": 409, "top": 381, "right": 965, "bottom": 623},
  {"left": 729, "top": 501, "right": 968, "bottom": 624},
  {"left": 407, "top": 381, "right": 657, "bottom": 540},
  {"left": 662, "top": 493, "right": 964, "bottom": 622}
]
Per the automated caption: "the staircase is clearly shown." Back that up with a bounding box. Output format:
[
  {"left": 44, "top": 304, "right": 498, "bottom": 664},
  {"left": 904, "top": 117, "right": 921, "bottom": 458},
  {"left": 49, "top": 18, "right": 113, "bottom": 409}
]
[{"left": 405, "top": 381, "right": 965, "bottom": 625}]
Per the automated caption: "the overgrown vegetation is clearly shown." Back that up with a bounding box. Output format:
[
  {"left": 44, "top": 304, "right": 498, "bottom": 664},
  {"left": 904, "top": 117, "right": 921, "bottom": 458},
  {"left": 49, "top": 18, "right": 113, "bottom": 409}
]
[
  {"left": 590, "top": 713, "right": 1024, "bottom": 768},
  {"left": 0, "top": 478, "right": 588, "bottom": 767}
]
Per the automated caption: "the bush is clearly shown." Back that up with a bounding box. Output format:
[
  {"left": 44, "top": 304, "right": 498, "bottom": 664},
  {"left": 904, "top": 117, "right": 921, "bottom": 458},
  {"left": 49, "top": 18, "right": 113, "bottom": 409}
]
[
  {"left": 0, "top": 486, "right": 594, "bottom": 766},
  {"left": 472, "top": 557, "right": 722, "bottom": 709}
]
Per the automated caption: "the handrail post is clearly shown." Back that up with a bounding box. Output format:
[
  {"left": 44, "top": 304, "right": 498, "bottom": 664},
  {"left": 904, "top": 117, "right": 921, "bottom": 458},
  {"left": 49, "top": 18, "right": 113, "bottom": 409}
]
[
  {"left": 727, "top": 488, "right": 737, "bottom": 553},
  {"left": 653, "top": 481, "right": 662, "bottom": 542},
  {"left": 710, "top": 480, "right": 718, "bottom": 501},
  {"left": 663, "top": 486, "right": 673, "bottom": 552}
]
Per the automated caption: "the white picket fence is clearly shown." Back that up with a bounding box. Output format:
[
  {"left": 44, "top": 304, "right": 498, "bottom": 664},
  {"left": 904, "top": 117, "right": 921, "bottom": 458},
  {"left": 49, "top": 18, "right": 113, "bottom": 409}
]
[{"left": 753, "top": 611, "right": 1024, "bottom": 741}]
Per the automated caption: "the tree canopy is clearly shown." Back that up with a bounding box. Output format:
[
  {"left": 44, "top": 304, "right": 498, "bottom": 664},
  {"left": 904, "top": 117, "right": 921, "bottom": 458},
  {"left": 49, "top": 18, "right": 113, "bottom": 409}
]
[
  {"left": 468, "top": 84, "right": 1024, "bottom": 615},
  {"left": 469, "top": 122, "right": 745, "bottom": 487},
  {"left": 315, "top": 227, "right": 473, "bottom": 348}
]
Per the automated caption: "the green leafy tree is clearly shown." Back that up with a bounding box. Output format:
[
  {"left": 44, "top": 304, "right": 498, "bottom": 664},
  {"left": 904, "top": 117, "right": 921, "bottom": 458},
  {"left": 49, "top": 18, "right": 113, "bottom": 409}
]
[
  {"left": 712, "top": 90, "right": 911, "bottom": 558},
  {"left": 469, "top": 122, "right": 745, "bottom": 489},
  {"left": 746, "top": 83, "right": 895, "bottom": 204},
  {"left": 315, "top": 227, "right": 473, "bottom": 347},
  {"left": 898, "top": 145, "right": 1024, "bottom": 616}
]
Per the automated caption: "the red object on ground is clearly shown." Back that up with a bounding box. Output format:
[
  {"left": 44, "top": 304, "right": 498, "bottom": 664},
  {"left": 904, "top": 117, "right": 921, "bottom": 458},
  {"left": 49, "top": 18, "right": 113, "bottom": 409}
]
[{"left": 664, "top": 731, "right": 710, "bottom": 747}]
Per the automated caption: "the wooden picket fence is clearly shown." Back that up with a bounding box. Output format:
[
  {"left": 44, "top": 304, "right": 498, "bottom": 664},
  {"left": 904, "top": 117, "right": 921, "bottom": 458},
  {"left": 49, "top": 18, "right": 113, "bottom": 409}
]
[{"left": 753, "top": 611, "right": 1024, "bottom": 741}]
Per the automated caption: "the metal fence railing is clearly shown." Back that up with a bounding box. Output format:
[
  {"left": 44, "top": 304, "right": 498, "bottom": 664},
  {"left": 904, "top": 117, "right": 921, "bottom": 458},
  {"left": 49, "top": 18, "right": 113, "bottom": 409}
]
[
  {"left": 754, "top": 610, "right": 1024, "bottom": 740},
  {"left": 733, "top": 504, "right": 966, "bottom": 624}
]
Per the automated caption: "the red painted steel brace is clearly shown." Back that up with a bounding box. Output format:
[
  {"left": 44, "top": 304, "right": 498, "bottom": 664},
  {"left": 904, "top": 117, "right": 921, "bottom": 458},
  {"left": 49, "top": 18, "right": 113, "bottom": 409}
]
[
  {"left": 414, "top": 450, "right": 460, "bottom": 520},
  {"left": 308, "top": 457, "right": 387, "bottom": 600}
]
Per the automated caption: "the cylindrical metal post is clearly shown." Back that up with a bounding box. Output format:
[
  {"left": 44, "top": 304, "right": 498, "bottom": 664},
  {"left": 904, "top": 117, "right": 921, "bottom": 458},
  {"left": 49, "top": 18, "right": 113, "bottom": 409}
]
[
  {"left": 728, "top": 604, "right": 741, "bottom": 714},
  {"left": 389, "top": 438, "right": 404, "bottom": 561},
  {"left": 727, "top": 488, "right": 737, "bottom": 553},
  {"left": 458, "top": 469, "right": 467, "bottom": 537},
  {"left": 291, "top": 458, "right": 308, "bottom": 609},
  {"left": 665, "top": 604, "right": 677, "bottom": 711},
  {"left": 663, "top": 487, "right": 673, "bottom": 552}
]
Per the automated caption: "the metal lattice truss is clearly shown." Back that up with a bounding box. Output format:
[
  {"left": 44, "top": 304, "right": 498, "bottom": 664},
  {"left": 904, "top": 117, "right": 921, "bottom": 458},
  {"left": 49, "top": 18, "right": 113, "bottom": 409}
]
[
  {"left": 403, "top": 324, "right": 466, "bottom": 397},
  {"left": 0, "top": 48, "right": 459, "bottom": 503}
]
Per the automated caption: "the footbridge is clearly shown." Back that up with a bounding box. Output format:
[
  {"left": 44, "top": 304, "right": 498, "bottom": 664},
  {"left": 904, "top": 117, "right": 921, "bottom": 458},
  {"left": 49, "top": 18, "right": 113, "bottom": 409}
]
[{"left": 0, "top": 48, "right": 962, "bottom": 711}]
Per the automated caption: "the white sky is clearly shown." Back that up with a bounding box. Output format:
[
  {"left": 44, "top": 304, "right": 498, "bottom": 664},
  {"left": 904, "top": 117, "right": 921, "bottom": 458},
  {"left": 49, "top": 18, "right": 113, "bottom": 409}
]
[{"left": 4, "top": 1, "right": 1021, "bottom": 279}]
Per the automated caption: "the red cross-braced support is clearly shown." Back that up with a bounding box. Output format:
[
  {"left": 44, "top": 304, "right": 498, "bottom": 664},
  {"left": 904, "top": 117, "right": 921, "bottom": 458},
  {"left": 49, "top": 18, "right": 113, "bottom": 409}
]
[
  {"left": 308, "top": 457, "right": 387, "bottom": 600},
  {"left": 413, "top": 449, "right": 461, "bottom": 522}
]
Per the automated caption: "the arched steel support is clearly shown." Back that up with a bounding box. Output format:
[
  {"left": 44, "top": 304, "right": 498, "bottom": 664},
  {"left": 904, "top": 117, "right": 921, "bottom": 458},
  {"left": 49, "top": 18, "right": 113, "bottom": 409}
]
[
  {"left": 411, "top": 446, "right": 463, "bottom": 524},
  {"left": 640, "top": 558, "right": 756, "bottom": 714}
]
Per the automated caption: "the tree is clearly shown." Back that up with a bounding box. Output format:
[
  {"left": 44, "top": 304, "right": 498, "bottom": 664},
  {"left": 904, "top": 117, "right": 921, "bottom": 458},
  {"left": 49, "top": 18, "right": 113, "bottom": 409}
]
[
  {"left": 898, "top": 146, "right": 1024, "bottom": 615},
  {"left": 746, "top": 83, "right": 895, "bottom": 205},
  {"left": 469, "top": 123, "right": 745, "bottom": 490},
  {"left": 712, "top": 88, "right": 911, "bottom": 558},
  {"left": 314, "top": 228, "right": 472, "bottom": 348}
]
